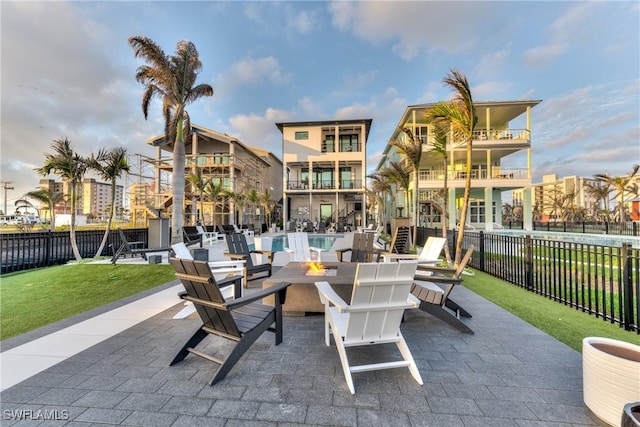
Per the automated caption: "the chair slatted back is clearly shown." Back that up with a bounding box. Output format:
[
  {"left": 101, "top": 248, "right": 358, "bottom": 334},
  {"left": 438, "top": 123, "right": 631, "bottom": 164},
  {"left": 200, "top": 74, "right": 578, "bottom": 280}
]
[
  {"left": 350, "top": 232, "right": 375, "bottom": 262},
  {"left": 287, "top": 232, "right": 312, "bottom": 262},
  {"left": 170, "top": 257, "right": 241, "bottom": 338},
  {"left": 344, "top": 262, "right": 417, "bottom": 344},
  {"left": 419, "top": 237, "right": 446, "bottom": 262},
  {"left": 389, "top": 227, "right": 410, "bottom": 254},
  {"left": 441, "top": 245, "right": 474, "bottom": 300},
  {"left": 225, "top": 234, "right": 256, "bottom": 269}
]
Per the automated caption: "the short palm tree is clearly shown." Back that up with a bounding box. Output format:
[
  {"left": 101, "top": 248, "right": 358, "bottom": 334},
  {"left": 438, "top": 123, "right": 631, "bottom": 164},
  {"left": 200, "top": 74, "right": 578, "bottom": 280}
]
[
  {"left": 367, "top": 171, "right": 392, "bottom": 235},
  {"left": 260, "top": 188, "right": 276, "bottom": 229},
  {"left": 23, "top": 188, "right": 64, "bottom": 231},
  {"left": 129, "top": 36, "right": 213, "bottom": 243},
  {"left": 35, "top": 138, "right": 88, "bottom": 261},
  {"left": 584, "top": 181, "right": 612, "bottom": 221},
  {"left": 89, "top": 147, "right": 130, "bottom": 257},
  {"left": 594, "top": 164, "right": 639, "bottom": 223},
  {"left": 205, "top": 179, "right": 224, "bottom": 228},
  {"left": 187, "top": 169, "right": 207, "bottom": 225},
  {"left": 379, "top": 160, "right": 411, "bottom": 220},
  {"left": 425, "top": 69, "right": 477, "bottom": 267}
]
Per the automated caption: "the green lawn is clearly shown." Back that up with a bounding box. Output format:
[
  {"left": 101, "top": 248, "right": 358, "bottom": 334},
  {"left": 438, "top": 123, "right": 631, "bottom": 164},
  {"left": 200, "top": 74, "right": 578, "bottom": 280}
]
[
  {"left": 1, "top": 263, "right": 175, "bottom": 340},
  {"left": 1, "top": 263, "right": 638, "bottom": 352},
  {"left": 464, "top": 270, "right": 640, "bottom": 352}
]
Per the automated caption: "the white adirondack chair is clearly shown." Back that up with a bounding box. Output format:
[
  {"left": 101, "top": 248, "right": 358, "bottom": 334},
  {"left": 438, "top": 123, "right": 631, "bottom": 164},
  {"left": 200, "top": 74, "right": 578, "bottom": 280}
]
[
  {"left": 315, "top": 261, "right": 422, "bottom": 394},
  {"left": 286, "top": 232, "right": 323, "bottom": 262},
  {"left": 195, "top": 225, "right": 219, "bottom": 245},
  {"left": 382, "top": 236, "right": 446, "bottom": 266},
  {"left": 170, "top": 243, "right": 245, "bottom": 319}
]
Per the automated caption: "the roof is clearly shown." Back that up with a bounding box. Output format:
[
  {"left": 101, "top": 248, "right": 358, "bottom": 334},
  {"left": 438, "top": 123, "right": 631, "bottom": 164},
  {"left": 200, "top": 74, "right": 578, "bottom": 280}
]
[{"left": 275, "top": 118, "right": 373, "bottom": 141}]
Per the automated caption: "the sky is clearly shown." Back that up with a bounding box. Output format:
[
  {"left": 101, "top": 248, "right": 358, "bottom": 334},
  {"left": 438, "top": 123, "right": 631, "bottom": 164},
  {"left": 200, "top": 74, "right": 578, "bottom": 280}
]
[{"left": 1, "top": 0, "right": 639, "bottom": 211}]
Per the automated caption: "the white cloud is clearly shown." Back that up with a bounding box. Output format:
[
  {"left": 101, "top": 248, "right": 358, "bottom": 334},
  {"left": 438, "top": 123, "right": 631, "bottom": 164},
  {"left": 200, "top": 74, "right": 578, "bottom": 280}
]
[
  {"left": 328, "top": 1, "right": 496, "bottom": 60},
  {"left": 215, "top": 57, "right": 291, "bottom": 99}
]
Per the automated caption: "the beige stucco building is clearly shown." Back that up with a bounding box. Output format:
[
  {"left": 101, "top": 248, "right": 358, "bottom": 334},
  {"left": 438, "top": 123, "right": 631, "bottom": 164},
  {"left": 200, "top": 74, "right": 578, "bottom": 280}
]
[{"left": 276, "top": 119, "right": 372, "bottom": 231}]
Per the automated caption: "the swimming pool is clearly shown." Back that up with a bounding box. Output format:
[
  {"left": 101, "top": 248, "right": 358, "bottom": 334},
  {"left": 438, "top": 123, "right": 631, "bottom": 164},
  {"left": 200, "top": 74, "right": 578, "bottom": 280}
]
[{"left": 253, "top": 234, "right": 344, "bottom": 252}]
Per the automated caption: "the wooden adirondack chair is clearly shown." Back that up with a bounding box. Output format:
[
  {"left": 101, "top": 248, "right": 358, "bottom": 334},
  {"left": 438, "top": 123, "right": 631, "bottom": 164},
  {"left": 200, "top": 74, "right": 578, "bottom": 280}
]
[
  {"left": 224, "top": 233, "right": 272, "bottom": 285},
  {"left": 110, "top": 228, "right": 171, "bottom": 264},
  {"left": 410, "top": 245, "right": 475, "bottom": 334},
  {"left": 335, "top": 232, "right": 376, "bottom": 262},
  {"left": 286, "top": 232, "right": 323, "bottom": 262},
  {"left": 315, "top": 261, "right": 422, "bottom": 394},
  {"left": 169, "top": 257, "right": 290, "bottom": 385}
]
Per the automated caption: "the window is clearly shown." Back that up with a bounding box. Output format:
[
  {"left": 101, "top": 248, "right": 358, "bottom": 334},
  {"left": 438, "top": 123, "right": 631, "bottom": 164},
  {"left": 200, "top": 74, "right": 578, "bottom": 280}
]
[
  {"left": 339, "top": 134, "right": 358, "bottom": 152},
  {"left": 295, "top": 131, "right": 309, "bottom": 140},
  {"left": 322, "top": 135, "right": 335, "bottom": 153}
]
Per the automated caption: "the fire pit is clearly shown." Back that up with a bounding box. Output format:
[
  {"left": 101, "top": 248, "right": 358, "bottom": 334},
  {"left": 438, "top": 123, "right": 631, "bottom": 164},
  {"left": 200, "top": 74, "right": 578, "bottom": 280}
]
[{"left": 305, "top": 262, "right": 338, "bottom": 277}]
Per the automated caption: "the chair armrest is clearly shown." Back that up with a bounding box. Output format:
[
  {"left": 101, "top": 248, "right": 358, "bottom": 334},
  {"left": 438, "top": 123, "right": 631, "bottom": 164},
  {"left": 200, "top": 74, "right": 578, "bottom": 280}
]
[
  {"left": 416, "top": 264, "right": 455, "bottom": 274},
  {"left": 382, "top": 253, "right": 418, "bottom": 262},
  {"left": 209, "top": 260, "right": 245, "bottom": 269},
  {"left": 250, "top": 250, "right": 274, "bottom": 263},
  {"left": 309, "top": 246, "right": 323, "bottom": 253},
  {"left": 224, "top": 253, "right": 248, "bottom": 261},
  {"left": 315, "top": 281, "right": 349, "bottom": 311},
  {"left": 226, "top": 281, "right": 290, "bottom": 309}
]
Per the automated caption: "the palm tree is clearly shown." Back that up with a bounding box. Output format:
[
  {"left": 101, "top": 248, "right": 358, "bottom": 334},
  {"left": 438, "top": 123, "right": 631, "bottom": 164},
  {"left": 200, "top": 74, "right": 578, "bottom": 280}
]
[
  {"left": 594, "top": 164, "right": 639, "bottom": 223},
  {"left": 389, "top": 127, "right": 423, "bottom": 249},
  {"left": 379, "top": 160, "right": 411, "bottom": 220},
  {"left": 187, "top": 169, "right": 207, "bottom": 225},
  {"left": 24, "top": 188, "right": 64, "bottom": 231},
  {"left": 129, "top": 36, "right": 213, "bottom": 244},
  {"left": 425, "top": 69, "right": 477, "bottom": 267},
  {"left": 260, "top": 188, "right": 276, "bottom": 229},
  {"left": 35, "top": 138, "right": 88, "bottom": 261},
  {"left": 367, "top": 171, "right": 392, "bottom": 235},
  {"left": 584, "top": 181, "right": 612, "bottom": 221},
  {"left": 88, "top": 147, "right": 130, "bottom": 258},
  {"left": 205, "top": 179, "right": 224, "bottom": 228},
  {"left": 226, "top": 190, "right": 247, "bottom": 226},
  {"left": 247, "top": 189, "right": 261, "bottom": 226},
  {"left": 428, "top": 119, "right": 452, "bottom": 265}
]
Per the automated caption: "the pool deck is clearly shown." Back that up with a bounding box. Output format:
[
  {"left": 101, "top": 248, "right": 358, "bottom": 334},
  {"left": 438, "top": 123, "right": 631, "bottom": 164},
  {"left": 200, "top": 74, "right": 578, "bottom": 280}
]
[{"left": 0, "top": 232, "right": 608, "bottom": 426}]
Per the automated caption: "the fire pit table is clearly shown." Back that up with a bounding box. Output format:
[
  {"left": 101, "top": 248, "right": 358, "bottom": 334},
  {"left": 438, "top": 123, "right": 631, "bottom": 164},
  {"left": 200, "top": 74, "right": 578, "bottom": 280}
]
[{"left": 262, "top": 262, "right": 357, "bottom": 315}]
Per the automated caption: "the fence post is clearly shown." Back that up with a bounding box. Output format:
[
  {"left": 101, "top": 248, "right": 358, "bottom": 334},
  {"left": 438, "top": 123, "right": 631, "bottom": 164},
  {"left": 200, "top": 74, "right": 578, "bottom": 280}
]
[
  {"left": 525, "top": 235, "right": 533, "bottom": 290},
  {"left": 621, "top": 243, "right": 634, "bottom": 331},
  {"left": 478, "top": 231, "right": 485, "bottom": 272}
]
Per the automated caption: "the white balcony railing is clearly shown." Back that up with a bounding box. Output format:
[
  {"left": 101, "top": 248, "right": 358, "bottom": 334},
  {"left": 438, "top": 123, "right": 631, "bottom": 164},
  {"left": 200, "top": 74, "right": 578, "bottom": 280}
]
[{"left": 418, "top": 168, "right": 529, "bottom": 181}]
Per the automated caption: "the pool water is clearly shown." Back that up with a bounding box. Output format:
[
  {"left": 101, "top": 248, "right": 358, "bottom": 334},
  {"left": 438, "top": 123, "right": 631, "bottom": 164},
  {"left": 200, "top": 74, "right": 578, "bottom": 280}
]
[{"left": 251, "top": 234, "right": 343, "bottom": 252}]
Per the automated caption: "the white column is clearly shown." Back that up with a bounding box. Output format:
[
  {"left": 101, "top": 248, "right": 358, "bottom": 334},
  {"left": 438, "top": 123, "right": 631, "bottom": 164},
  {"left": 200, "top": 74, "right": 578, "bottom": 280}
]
[
  {"left": 485, "top": 187, "right": 494, "bottom": 231},
  {"left": 523, "top": 187, "right": 533, "bottom": 230}
]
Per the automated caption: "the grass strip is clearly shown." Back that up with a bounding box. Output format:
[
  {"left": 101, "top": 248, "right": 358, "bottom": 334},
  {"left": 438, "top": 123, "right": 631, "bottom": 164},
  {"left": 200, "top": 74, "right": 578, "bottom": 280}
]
[
  {"left": 464, "top": 270, "right": 640, "bottom": 352},
  {"left": 1, "top": 263, "right": 175, "bottom": 340}
]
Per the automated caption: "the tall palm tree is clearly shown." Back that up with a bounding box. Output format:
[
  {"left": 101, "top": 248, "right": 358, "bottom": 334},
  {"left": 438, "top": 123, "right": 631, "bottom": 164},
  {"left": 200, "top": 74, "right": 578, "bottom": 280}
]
[
  {"left": 260, "top": 188, "right": 276, "bottom": 229},
  {"left": 389, "top": 127, "right": 423, "bottom": 248},
  {"left": 35, "top": 138, "right": 88, "bottom": 261},
  {"left": 88, "top": 147, "right": 130, "bottom": 257},
  {"left": 428, "top": 119, "right": 452, "bottom": 265},
  {"left": 24, "top": 188, "right": 64, "bottom": 231},
  {"left": 594, "top": 164, "right": 639, "bottom": 223},
  {"left": 425, "top": 69, "right": 477, "bottom": 267},
  {"left": 226, "top": 190, "right": 247, "bottom": 226},
  {"left": 129, "top": 36, "right": 213, "bottom": 243}
]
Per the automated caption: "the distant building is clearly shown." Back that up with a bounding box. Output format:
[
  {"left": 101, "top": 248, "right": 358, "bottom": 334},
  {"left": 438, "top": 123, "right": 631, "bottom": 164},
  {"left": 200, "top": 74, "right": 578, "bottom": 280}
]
[{"left": 38, "top": 178, "right": 123, "bottom": 219}]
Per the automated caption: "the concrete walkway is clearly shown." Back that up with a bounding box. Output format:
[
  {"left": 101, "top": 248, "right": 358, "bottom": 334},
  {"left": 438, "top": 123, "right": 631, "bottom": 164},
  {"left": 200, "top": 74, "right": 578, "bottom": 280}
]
[{"left": 0, "top": 235, "right": 607, "bottom": 426}]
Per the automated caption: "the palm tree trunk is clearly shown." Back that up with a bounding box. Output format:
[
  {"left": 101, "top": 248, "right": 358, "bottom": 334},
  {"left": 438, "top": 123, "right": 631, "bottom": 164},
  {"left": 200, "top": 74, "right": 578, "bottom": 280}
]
[
  {"left": 442, "top": 158, "right": 452, "bottom": 265},
  {"left": 455, "top": 142, "right": 473, "bottom": 267},
  {"left": 171, "top": 120, "right": 186, "bottom": 244},
  {"left": 94, "top": 182, "right": 116, "bottom": 258},
  {"left": 69, "top": 182, "right": 82, "bottom": 261},
  {"left": 413, "top": 175, "right": 419, "bottom": 248}
]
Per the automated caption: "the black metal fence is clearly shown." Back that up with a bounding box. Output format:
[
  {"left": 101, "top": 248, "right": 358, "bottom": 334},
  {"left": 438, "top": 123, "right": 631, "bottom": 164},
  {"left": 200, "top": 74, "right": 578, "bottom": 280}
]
[
  {"left": 503, "top": 221, "right": 640, "bottom": 236},
  {"left": 418, "top": 227, "right": 639, "bottom": 334},
  {"left": 0, "top": 229, "right": 149, "bottom": 274}
]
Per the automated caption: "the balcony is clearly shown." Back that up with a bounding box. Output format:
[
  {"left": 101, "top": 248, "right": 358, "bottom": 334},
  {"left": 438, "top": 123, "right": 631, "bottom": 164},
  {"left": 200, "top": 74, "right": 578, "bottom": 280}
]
[
  {"left": 472, "top": 128, "right": 529, "bottom": 142},
  {"left": 286, "top": 179, "right": 363, "bottom": 191},
  {"left": 418, "top": 168, "right": 529, "bottom": 183}
]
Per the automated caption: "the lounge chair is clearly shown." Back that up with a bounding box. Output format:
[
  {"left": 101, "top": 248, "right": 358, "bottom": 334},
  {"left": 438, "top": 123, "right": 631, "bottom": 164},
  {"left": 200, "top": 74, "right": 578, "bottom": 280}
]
[
  {"left": 377, "top": 226, "right": 410, "bottom": 257},
  {"left": 315, "top": 261, "right": 423, "bottom": 394},
  {"left": 409, "top": 245, "right": 475, "bottom": 334},
  {"left": 382, "top": 236, "right": 446, "bottom": 266},
  {"left": 182, "top": 226, "right": 203, "bottom": 247},
  {"left": 335, "top": 232, "right": 376, "bottom": 262},
  {"left": 196, "top": 225, "right": 220, "bottom": 244},
  {"left": 224, "top": 233, "right": 273, "bottom": 285},
  {"left": 169, "top": 257, "right": 290, "bottom": 385},
  {"left": 286, "top": 232, "right": 323, "bottom": 262},
  {"left": 232, "top": 224, "right": 254, "bottom": 237},
  {"left": 110, "top": 228, "right": 171, "bottom": 264}
]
